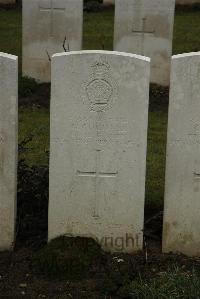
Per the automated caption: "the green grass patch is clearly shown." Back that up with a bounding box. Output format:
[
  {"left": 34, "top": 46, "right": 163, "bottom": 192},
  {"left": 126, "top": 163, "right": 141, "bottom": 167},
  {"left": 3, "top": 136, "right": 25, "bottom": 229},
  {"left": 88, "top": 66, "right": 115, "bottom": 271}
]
[
  {"left": 19, "top": 107, "right": 49, "bottom": 166},
  {"left": 1, "top": 7, "right": 200, "bottom": 211},
  {"left": 33, "top": 239, "right": 200, "bottom": 298},
  {"left": 83, "top": 8, "right": 114, "bottom": 50},
  {"left": 173, "top": 9, "right": 200, "bottom": 54},
  {"left": 1, "top": 6, "right": 199, "bottom": 298},
  {"left": 0, "top": 7, "right": 21, "bottom": 69},
  {"left": 0, "top": 7, "right": 200, "bottom": 62},
  {"left": 146, "top": 110, "right": 168, "bottom": 210},
  {"left": 19, "top": 76, "right": 39, "bottom": 98},
  {"left": 127, "top": 266, "right": 200, "bottom": 299}
]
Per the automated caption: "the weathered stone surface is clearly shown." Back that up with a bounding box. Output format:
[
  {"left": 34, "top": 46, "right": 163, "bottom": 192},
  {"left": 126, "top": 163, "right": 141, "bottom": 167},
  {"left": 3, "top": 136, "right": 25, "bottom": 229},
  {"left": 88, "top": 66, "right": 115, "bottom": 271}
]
[
  {"left": 163, "top": 52, "right": 200, "bottom": 257},
  {"left": 22, "top": 0, "right": 83, "bottom": 82},
  {"left": 114, "top": 0, "right": 175, "bottom": 86},
  {"left": 49, "top": 50, "right": 150, "bottom": 253},
  {"left": 0, "top": 53, "right": 18, "bottom": 251}
]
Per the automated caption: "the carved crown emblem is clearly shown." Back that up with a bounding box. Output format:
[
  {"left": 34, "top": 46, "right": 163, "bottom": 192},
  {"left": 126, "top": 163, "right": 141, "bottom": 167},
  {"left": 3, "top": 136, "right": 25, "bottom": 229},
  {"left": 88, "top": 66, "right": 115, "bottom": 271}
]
[{"left": 86, "top": 59, "right": 114, "bottom": 112}]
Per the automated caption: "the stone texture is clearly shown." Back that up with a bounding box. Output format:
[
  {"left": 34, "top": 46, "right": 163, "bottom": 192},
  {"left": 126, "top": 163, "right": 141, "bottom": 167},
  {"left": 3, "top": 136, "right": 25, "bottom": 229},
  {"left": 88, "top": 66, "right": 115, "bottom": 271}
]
[
  {"left": 163, "top": 52, "right": 200, "bottom": 257},
  {"left": 114, "top": 0, "right": 175, "bottom": 86},
  {"left": 0, "top": 53, "right": 18, "bottom": 251},
  {"left": 22, "top": 0, "right": 83, "bottom": 82},
  {"left": 49, "top": 50, "right": 150, "bottom": 253}
]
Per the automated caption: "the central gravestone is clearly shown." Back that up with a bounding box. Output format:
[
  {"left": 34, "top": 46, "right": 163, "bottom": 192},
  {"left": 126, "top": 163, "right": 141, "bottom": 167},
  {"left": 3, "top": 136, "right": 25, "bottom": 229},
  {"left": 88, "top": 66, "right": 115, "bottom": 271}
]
[
  {"left": 49, "top": 51, "right": 150, "bottom": 253},
  {"left": 22, "top": 0, "right": 83, "bottom": 82},
  {"left": 114, "top": 0, "right": 175, "bottom": 86}
]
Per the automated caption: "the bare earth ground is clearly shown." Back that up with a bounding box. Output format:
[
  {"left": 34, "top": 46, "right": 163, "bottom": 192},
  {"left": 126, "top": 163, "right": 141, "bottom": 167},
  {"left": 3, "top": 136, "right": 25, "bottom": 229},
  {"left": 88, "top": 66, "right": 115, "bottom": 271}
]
[
  {"left": 0, "top": 3, "right": 200, "bottom": 299},
  {"left": 1, "top": 246, "right": 199, "bottom": 298},
  {"left": 0, "top": 86, "right": 199, "bottom": 299}
]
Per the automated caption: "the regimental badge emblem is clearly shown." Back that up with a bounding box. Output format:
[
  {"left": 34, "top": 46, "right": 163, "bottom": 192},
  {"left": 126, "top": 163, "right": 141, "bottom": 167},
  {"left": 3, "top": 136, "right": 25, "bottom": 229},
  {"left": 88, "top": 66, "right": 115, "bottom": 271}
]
[{"left": 83, "top": 58, "right": 117, "bottom": 112}]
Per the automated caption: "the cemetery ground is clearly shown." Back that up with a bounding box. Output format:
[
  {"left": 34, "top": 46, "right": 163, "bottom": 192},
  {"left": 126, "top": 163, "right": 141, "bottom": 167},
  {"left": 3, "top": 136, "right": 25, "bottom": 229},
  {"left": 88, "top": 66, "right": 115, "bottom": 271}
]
[{"left": 0, "top": 4, "right": 200, "bottom": 298}]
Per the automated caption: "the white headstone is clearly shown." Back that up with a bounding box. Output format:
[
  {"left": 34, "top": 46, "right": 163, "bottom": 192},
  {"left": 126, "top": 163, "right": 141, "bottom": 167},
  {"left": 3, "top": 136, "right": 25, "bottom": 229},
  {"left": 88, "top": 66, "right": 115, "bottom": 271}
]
[
  {"left": 114, "top": 0, "right": 175, "bottom": 86},
  {"left": 163, "top": 52, "right": 200, "bottom": 257},
  {"left": 22, "top": 0, "right": 83, "bottom": 82},
  {"left": 0, "top": 53, "right": 18, "bottom": 251},
  {"left": 49, "top": 50, "right": 150, "bottom": 253}
]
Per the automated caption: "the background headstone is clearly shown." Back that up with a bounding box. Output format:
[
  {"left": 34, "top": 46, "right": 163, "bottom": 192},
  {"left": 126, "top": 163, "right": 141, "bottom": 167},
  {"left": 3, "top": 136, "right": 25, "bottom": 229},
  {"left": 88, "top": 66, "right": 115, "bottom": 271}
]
[
  {"left": 114, "top": 0, "right": 175, "bottom": 86},
  {"left": 0, "top": 53, "right": 18, "bottom": 251},
  {"left": 163, "top": 52, "right": 200, "bottom": 257},
  {"left": 49, "top": 50, "right": 150, "bottom": 253},
  {"left": 22, "top": 0, "right": 83, "bottom": 82}
]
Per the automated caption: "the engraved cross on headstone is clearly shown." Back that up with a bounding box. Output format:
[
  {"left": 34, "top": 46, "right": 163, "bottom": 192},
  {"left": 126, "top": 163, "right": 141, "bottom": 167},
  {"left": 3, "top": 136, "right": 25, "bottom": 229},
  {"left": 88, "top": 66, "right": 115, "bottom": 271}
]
[
  {"left": 194, "top": 171, "right": 200, "bottom": 192},
  {"left": 77, "top": 149, "right": 118, "bottom": 219},
  {"left": 39, "top": 0, "right": 66, "bottom": 37},
  {"left": 132, "top": 17, "right": 155, "bottom": 55}
]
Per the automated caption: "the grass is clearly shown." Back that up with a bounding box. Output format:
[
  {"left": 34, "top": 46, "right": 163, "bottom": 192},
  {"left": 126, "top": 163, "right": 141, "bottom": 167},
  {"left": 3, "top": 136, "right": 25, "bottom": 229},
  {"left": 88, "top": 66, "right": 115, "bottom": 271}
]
[
  {"left": 146, "top": 110, "right": 168, "bottom": 210},
  {"left": 173, "top": 8, "right": 200, "bottom": 54},
  {"left": 128, "top": 266, "right": 200, "bottom": 299},
  {"left": 83, "top": 7, "right": 114, "bottom": 50},
  {"left": 19, "top": 107, "right": 49, "bottom": 166},
  {"left": 0, "top": 5, "right": 200, "bottom": 209},
  {"left": 31, "top": 233, "right": 200, "bottom": 297},
  {"left": 0, "top": 7, "right": 21, "bottom": 69},
  {"left": 1, "top": 4, "right": 200, "bottom": 298},
  {"left": 32, "top": 235, "right": 200, "bottom": 298},
  {"left": 83, "top": 7, "right": 200, "bottom": 54}
]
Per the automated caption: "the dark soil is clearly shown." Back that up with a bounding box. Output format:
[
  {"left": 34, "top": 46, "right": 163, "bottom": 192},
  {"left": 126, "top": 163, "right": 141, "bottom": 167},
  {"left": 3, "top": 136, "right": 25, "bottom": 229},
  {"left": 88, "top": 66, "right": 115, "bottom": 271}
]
[
  {"left": 1, "top": 239, "right": 199, "bottom": 298},
  {"left": 0, "top": 84, "right": 198, "bottom": 298}
]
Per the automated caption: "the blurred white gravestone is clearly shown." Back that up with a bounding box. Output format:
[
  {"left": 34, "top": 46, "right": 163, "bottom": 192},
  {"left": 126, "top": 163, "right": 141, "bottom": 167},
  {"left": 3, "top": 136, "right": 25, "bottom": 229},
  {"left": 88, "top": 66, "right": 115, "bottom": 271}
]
[
  {"left": 49, "top": 50, "right": 150, "bottom": 253},
  {"left": 0, "top": 53, "right": 18, "bottom": 251},
  {"left": 114, "top": 0, "right": 175, "bottom": 86},
  {"left": 22, "top": 0, "right": 83, "bottom": 82},
  {"left": 163, "top": 52, "right": 200, "bottom": 257}
]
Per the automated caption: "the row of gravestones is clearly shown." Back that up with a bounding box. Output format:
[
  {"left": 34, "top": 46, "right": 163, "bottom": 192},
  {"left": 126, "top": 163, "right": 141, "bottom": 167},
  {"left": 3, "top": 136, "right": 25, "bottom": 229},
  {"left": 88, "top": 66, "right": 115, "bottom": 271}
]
[
  {"left": 103, "top": 0, "right": 200, "bottom": 5},
  {"left": 0, "top": 50, "right": 200, "bottom": 257},
  {"left": 1, "top": 0, "right": 200, "bottom": 5},
  {"left": 22, "top": 0, "right": 176, "bottom": 86}
]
